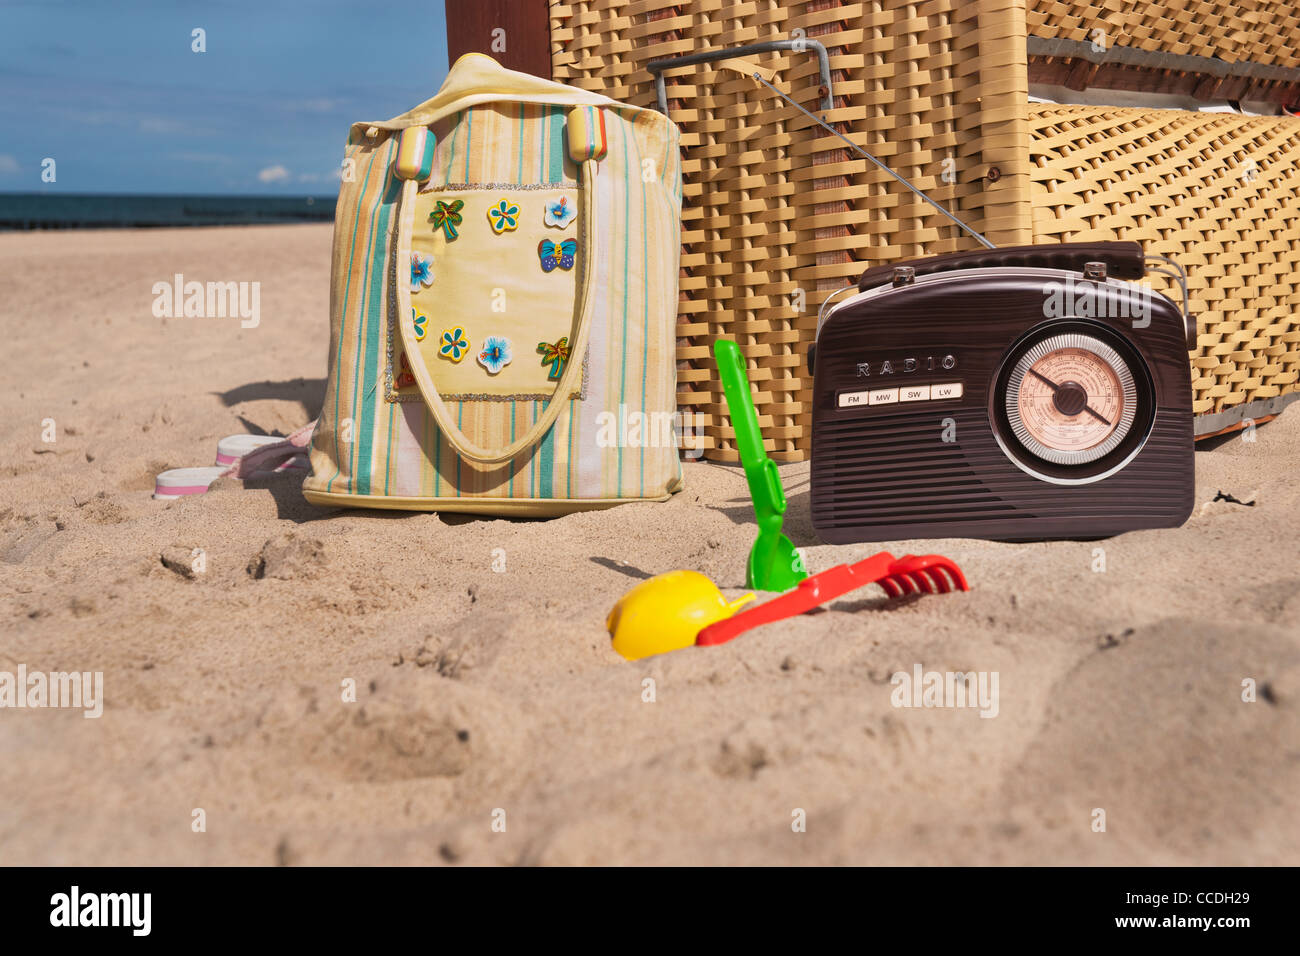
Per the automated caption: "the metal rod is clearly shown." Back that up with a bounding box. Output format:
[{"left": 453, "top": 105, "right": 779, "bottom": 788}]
[
  {"left": 648, "top": 39, "right": 834, "bottom": 114},
  {"left": 752, "top": 72, "right": 996, "bottom": 250},
  {"left": 1194, "top": 391, "right": 1300, "bottom": 437},
  {"left": 1027, "top": 36, "right": 1300, "bottom": 85},
  {"left": 816, "top": 283, "right": 857, "bottom": 332},
  {"left": 1144, "top": 253, "right": 1196, "bottom": 350}
]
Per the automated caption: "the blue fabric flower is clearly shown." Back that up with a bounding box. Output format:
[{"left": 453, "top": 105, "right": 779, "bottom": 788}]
[
  {"left": 544, "top": 195, "right": 577, "bottom": 228},
  {"left": 410, "top": 252, "right": 435, "bottom": 292},
  {"left": 477, "top": 335, "right": 512, "bottom": 374}
]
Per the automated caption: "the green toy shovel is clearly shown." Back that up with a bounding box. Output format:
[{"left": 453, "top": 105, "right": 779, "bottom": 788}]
[{"left": 713, "top": 339, "right": 808, "bottom": 592}]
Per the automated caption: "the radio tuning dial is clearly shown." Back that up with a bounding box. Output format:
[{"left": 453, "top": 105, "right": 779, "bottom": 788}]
[{"left": 1003, "top": 332, "right": 1139, "bottom": 467}]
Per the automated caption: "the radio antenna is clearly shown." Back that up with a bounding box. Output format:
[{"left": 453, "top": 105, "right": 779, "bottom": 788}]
[{"left": 752, "top": 72, "right": 997, "bottom": 250}]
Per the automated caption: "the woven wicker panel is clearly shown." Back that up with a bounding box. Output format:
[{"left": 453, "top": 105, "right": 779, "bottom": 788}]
[
  {"left": 1026, "top": 1, "right": 1300, "bottom": 70},
  {"left": 1029, "top": 104, "right": 1300, "bottom": 416},
  {"left": 551, "top": 1, "right": 1030, "bottom": 461}
]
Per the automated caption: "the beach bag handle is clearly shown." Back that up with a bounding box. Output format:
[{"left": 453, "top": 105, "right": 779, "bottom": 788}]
[{"left": 393, "top": 160, "right": 598, "bottom": 466}]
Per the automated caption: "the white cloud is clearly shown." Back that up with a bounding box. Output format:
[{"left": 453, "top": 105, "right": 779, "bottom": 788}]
[
  {"left": 0, "top": 154, "right": 19, "bottom": 175},
  {"left": 258, "top": 165, "right": 291, "bottom": 183}
]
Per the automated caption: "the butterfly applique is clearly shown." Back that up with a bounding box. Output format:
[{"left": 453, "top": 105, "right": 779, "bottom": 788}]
[
  {"left": 429, "top": 199, "right": 464, "bottom": 240},
  {"left": 537, "top": 337, "right": 571, "bottom": 381},
  {"left": 538, "top": 238, "right": 578, "bottom": 272}
]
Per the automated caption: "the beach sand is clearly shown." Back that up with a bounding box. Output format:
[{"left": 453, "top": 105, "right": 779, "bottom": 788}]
[{"left": 1, "top": 223, "right": 1297, "bottom": 865}]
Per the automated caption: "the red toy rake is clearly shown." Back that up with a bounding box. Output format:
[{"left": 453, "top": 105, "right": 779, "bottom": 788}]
[{"left": 695, "top": 552, "right": 969, "bottom": 647}]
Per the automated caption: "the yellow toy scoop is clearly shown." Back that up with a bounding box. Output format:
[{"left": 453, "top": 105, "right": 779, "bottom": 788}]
[{"left": 607, "top": 571, "right": 755, "bottom": 661}]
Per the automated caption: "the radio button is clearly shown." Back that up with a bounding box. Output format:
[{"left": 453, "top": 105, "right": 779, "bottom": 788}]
[
  {"left": 900, "top": 385, "right": 931, "bottom": 402},
  {"left": 931, "top": 382, "right": 963, "bottom": 400},
  {"left": 837, "top": 390, "right": 869, "bottom": 408},
  {"left": 868, "top": 387, "right": 899, "bottom": 405}
]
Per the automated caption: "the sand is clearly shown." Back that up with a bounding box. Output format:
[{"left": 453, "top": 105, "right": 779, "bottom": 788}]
[{"left": 1, "top": 223, "right": 1297, "bottom": 865}]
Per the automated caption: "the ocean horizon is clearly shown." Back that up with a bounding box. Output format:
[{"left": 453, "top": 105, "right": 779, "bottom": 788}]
[{"left": 0, "top": 192, "right": 336, "bottom": 230}]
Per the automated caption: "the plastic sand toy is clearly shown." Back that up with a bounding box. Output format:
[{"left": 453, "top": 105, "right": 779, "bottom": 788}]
[
  {"left": 713, "top": 339, "right": 808, "bottom": 592},
  {"left": 695, "top": 551, "right": 969, "bottom": 647},
  {"left": 607, "top": 553, "right": 969, "bottom": 659},
  {"left": 607, "top": 570, "right": 755, "bottom": 661}
]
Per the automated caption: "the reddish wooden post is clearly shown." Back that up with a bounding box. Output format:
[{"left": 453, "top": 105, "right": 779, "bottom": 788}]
[{"left": 444, "top": 0, "right": 553, "bottom": 79}]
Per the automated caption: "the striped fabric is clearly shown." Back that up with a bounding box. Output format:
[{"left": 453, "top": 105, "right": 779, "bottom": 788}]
[
  {"left": 567, "top": 105, "right": 608, "bottom": 162},
  {"left": 393, "top": 126, "right": 436, "bottom": 181},
  {"left": 303, "top": 55, "right": 683, "bottom": 514}
]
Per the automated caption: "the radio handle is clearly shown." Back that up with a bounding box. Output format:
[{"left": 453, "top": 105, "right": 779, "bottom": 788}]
[
  {"left": 852, "top": 241, "right": 1195, "bottom": 352},
  {"left": 809, "top": 284, "right": 860, "bottom": 374},
  {"left": 855, "top": 241, "right": 1146, "bottom": 292},
  {"left": 813, "top": 243, "right": 1196, "bottom": 374}
]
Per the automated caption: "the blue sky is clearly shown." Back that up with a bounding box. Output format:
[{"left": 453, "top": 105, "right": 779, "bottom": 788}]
[{"left": 0, "top": 0, "right": 450, "bottom": 194}]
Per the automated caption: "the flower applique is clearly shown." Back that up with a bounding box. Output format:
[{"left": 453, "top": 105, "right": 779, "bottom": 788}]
[
  {"left": 537, "top": 336, "right": 571, "bottom": 380},
  {"left": 394, "top": 352, "right": 416, "bottom": 389},
  {"left": 412, "top": 309, "right": 428, "bottom": 341},
  {"left": 487, "top": 198, "right": 521, "bottom": 234},
  {"left": 439, "top": 326, "right": 470, "bottom": 363},
  {"left": 477, "top": 335, "right": 512, "bottom": 374},
  {"left": 429, "top": 199, "right": 464, "bottom": 240},
  {"left": 410, "top": 252, "right": 434, "bottom": 292},
  {"left": 538, "top": 238, "right": 577, "bottom": 272},
  {"left": 543, "top": 195, "right": 577, "bottom": 229}
]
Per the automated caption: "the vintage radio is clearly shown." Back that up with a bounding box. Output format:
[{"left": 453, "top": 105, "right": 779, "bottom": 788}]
[{"left": 809, "top": 243, "right": 1196, "bottom": 542}]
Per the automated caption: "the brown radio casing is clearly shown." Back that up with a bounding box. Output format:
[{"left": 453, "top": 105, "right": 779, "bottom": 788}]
[{"left": 809, "top": 257, "right": 1194, "bottom": 543}]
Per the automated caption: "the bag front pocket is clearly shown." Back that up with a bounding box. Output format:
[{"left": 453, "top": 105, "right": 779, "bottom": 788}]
[{"left": 392, "top": 183, "right": 584, "bottom": 403}]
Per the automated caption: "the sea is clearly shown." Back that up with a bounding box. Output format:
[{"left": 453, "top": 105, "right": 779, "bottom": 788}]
[{"left": 0, "top": 192, "right": 335, "bottom": 230}]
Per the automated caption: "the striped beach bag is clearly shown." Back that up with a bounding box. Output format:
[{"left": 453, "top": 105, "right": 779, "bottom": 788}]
[{"left": 302, "top": 54, "right": 684, "bottom": 515}]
